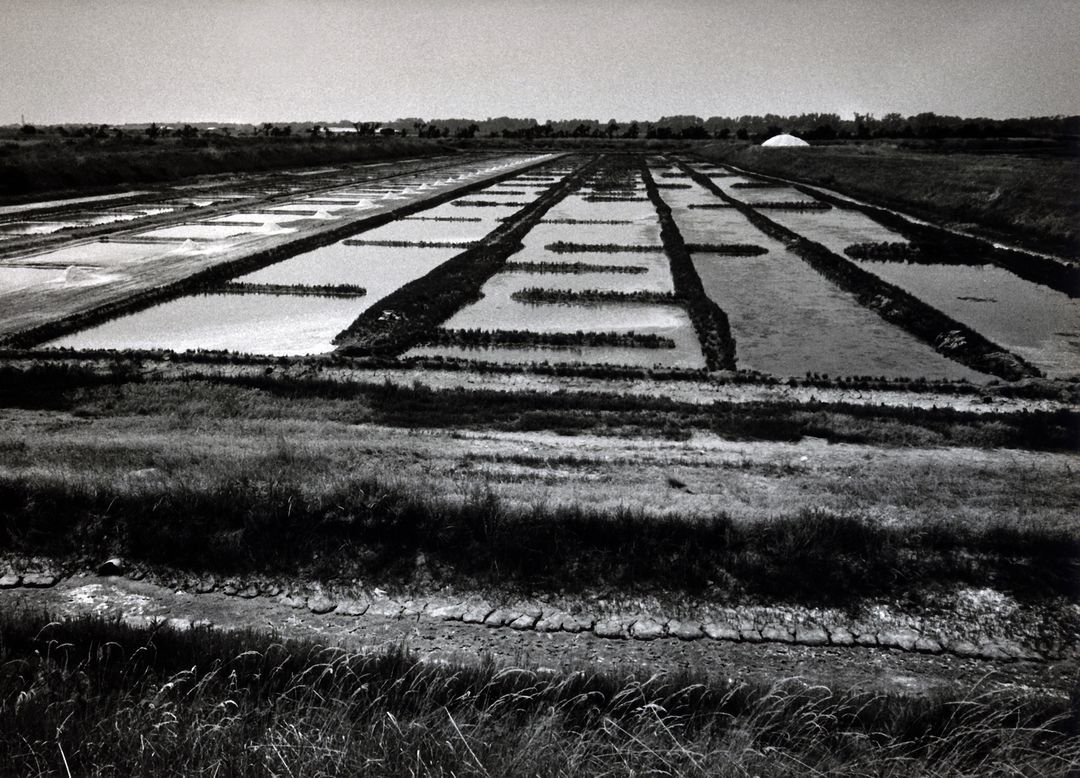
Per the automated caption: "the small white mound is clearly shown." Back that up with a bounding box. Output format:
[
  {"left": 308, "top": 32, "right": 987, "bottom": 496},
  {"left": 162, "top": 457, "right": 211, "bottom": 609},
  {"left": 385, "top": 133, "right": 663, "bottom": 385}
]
[
  {"left": 761, "top": 134, "right": 810, "bottom": 147},
  {"left": 63, "top": 265, "right": 100, "bottom": 285}
]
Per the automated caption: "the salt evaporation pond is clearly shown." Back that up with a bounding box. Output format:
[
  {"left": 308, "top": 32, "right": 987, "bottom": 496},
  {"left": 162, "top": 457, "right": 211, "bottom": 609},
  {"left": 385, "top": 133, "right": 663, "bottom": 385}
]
[
  {"left": 689, "top": 239, "right": 988, "bottom": 380},
  {"left": 544, "top": 195, "right": 655, "bottom": 223},
  {"left": 765, "top": 207, "right": 908, "bottom": 255},
  {"left": 420, "top": 269, "right": 705, "bottom": 369},
  {"left": 529, "top": 218, "right": 661, "bottom": 247},
  {"left": 852, "top": 261, "right": 1080, "bottom": 377},
  {"left": 662, "top": 192, "right": 987, "bottom": 380},
  {"left": 357, "top": 217, "right": 492, "bottom": 244},
  {"left": 730, "top": 185, "right": 818, "bottom": 205},
  {"left": 46, "top": 293, "right": 364, "bottom": 356},
  {"left": 6, "top": 241, "right": 178, "bottom": 269},
  {"left": 212, "top": 212, "right": 317, "bottom": 225},
  {"left": 137, "top": 224, "right": 264, "bottom": 241},
  {"left": 0, "top": 266, "right": 65, "bottom": 291},
  {"left": 236, "top": 242, "right": 458, "bottom": 303}
]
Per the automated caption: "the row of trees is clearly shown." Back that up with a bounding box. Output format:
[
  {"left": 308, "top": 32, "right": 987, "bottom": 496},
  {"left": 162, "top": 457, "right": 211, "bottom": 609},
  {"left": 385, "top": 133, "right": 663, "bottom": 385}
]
[{"left": 10, "top": 113, "right": 1078, "bottom": 144}]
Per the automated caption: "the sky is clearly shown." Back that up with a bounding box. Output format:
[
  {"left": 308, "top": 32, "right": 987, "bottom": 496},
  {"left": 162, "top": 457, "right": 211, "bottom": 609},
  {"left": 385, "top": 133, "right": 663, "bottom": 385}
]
[{"left": 1, "top": 0, "right": 1077, "bottom": 125}]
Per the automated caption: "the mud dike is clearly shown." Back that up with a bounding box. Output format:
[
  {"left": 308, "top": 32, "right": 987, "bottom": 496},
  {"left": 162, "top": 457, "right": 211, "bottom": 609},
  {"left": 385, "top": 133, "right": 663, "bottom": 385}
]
[{"left": 4, "top": 565, "right": 1072, "bottom": 665}]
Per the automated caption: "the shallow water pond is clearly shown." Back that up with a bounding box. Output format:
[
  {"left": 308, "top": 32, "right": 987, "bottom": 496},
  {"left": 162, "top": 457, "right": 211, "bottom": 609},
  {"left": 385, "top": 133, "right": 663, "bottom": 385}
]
[
  {"left": 691, "top": 240, "right": 988, "bottom": 381},
  {"left": 853, "top": 261, "right": 1079, "bottom": 377},
  {"left": 438, "top": 270, "right": 696, "bottom": 338},
  {"left": 765, "top": 208, "right": 906, "bottom": 255},
  {"left": 237, "top": 242, "right": 458, "bottom": 303},
  {"left": 542, "top": 195, "right": 656, "bottom": 223},
  {"left": 356, "top": 217, "right": 494, "bottom": 244},
  {"left": 526, "top": 219, "right": 662, "bottom": 247},
  {"left": 46, "top": 293, "right": 365, "bottom": 356}
]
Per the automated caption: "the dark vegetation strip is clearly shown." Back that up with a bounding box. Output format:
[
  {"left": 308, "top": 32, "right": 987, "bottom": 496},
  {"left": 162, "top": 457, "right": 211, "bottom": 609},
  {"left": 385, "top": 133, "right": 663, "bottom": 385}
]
[
  {"left": 641, "top": 160, "right": 738, "bottom": 370},
  {"left": 333, "top": 156, "right": 602, "bottom": 356},
  {"left": 420, "top": 328, "right": 677, "bottom": 349},
  {"left": 0, "top": 136, "right": 444, "bottom": 199},
  {"left": 452, "top": 199, "right": 528, "bottom": 207},
  {"left": 545, "top": 241, "right": 664, "bottom": 253},
  {"left": 749, "top": 201, "right": 832, "bottom": 211},
  {"left": 342, "top": 238, "right": 478, "bottom": 249},
  {"left": 511, "top": 288, "right": 678, "bottom": 305},
  {"left": 731, "top": 181, "right": 786, "bottom": 189},
  {"left": 0, "top": 156, "right": 564, "bottom": 349},
  {"left": 503, "top": 261, "right": 649, "bottom": 274},
  {"left": 582, "top": 195, "right": 650, "bottom": 202},
  {"left": 186, "top": 219, "right": 268, "bottom": 227},
  {"left": 541, "top": 218, "right": 635, "bottom": 225},
  {"left": 684, "top": 243, "right": 768, "bottom": 256},
  {"left": 217, "top": 282, "right": 366, "bottom": 298},
  {"left": 2, "top": 614, "right": 1072, "bottom": 777},
  {"left": 676, "top": 161, "right": 1040, "bottom": 380},
  {"left": 402, "top": 215, "right": 483, "bottom": 222},
  {"left": 656, "top": 183, "right": 693, "bottom": 189},
  {"left": 1, "top": 454, "right": 1076, "bottom": 602},
  {"left": 658, "top": 172, "right": 691, "bottom": 178},
  {"left": 687, "top": 203, "right": 735, "bottom": 209}
]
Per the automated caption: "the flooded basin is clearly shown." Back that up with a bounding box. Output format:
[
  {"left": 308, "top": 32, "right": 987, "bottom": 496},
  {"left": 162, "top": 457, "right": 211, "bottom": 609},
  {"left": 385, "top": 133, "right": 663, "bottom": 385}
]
[
  {"left": 45, "top": 293, "right": 365, "bottom": 356},
  {"left": 852, "top": 261, "right": 1080, "bottom": 377},
  {"left": 765, "top": 207, "right": 908, "bottom": 255},
  {"left": 236, "top": 242, "right": 458, "bottom": 303},
  {"left": 690, "top": 238, "right": 988, "bottom": 381}
]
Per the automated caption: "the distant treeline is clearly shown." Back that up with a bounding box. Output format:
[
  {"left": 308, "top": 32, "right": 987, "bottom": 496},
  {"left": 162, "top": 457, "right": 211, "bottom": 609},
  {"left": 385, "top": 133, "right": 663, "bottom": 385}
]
[{"left": 9, "top": 112, "right": 1074, "bottom": 146}]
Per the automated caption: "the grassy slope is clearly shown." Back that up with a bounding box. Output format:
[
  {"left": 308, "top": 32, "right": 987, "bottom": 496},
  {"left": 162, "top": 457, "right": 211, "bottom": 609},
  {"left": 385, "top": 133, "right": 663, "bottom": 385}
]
[
  {"left": 1, "top": 367, "right": 1076, "bottom": 604},
  {"left": 701, "top": 142, "right": 1080, "bottom": 257}
]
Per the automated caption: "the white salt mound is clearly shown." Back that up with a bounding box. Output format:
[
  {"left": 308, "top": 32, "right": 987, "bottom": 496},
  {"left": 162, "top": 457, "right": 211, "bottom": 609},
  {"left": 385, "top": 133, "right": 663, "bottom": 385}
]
[{"left": 761, "top": 134, "right": 810, "bottom": 147}]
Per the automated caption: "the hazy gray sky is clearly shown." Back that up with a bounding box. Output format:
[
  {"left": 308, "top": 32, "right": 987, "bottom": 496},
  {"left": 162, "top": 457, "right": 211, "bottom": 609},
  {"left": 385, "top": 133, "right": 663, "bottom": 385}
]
[{"left": 2, "top": 0, "right": 1077, "bottom": 124}]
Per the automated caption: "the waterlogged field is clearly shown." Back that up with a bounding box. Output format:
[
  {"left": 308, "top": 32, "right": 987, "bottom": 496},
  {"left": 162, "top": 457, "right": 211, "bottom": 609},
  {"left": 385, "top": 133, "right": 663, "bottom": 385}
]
[
  {"left": 237, "top": 243, "right": 458, "bottom": 297},
  {"left": 854, "top": 261, "right": 1080, "bottom": 377},
  {"left": 7, "top": 152, "right": 1073, "bottom": 382},
  {"left": 659, "top": 172, "right": 989, "bottom": 379},
  {"left": 48, "top": 293, "right": 364, "bottom": 355},
  {"left": 691, "top": 241, "right": 988, "bottom": 380},
  {"left": 764, "top": 207, "right": 908, "bottom": 255}
]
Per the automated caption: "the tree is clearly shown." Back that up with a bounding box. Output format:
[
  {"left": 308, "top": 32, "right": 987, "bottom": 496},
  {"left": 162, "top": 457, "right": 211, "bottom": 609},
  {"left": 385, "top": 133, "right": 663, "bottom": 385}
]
[
  {"left": 606, "top": 119, "right": 619, "bottom": 138},
  {"left": 145, "top": 123, "right": 160, "bottom": 139},
  {"left": 623, "top": 120, "right": 639, "bottom": 139}
]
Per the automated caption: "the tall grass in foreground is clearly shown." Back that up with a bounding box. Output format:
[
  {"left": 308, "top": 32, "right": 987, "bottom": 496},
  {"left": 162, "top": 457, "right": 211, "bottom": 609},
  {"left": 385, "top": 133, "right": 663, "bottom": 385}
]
[{"left": 0, "top": 613, "right": 1075, "bottom": 777}]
